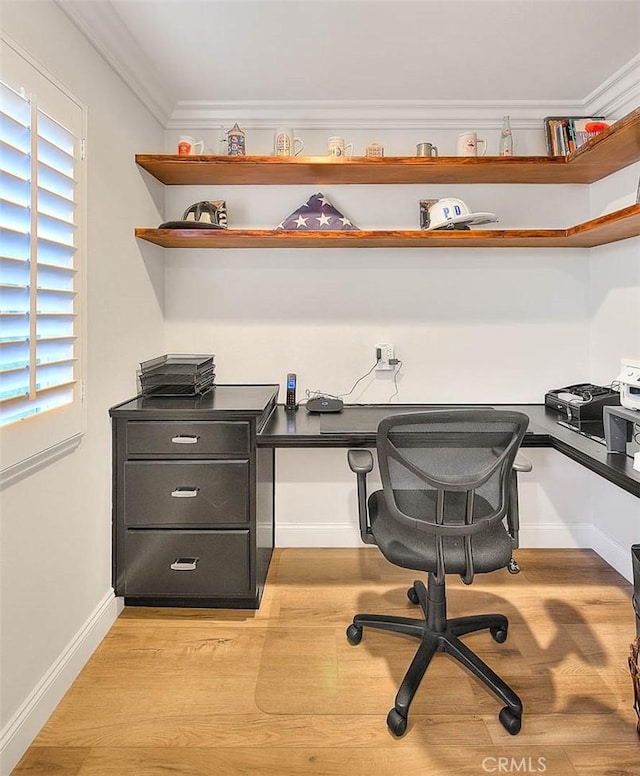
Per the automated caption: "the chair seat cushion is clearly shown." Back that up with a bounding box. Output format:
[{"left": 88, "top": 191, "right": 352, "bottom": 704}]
[{"left": 368, "top": 490, "right": 513, "bottom": 575}]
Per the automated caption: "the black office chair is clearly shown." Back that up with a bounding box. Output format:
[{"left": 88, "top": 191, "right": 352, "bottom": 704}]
[{"left": 347, "top": 409, "right": 530, "bottom": 737}]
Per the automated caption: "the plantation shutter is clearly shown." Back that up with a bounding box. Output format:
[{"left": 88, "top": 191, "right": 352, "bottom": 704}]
[
  {"left": 0, "top": 34, "right": 85, "bottom": 477},
  {"left": 1, "top": 80, "right": 78, "bottom": 424}
]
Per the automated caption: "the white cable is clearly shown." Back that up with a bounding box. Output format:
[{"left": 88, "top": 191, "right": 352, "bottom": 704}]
[{"left": 387, "top": 360, "right": 403, "bottom": 402}]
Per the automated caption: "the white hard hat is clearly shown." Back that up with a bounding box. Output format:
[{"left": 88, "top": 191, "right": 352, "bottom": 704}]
[{"left": 425, "top": 198, "right": 497, "bottom": 230}]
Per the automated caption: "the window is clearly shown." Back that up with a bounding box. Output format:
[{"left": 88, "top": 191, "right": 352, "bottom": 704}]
[{"left": 0, "top": 34, "right": 85, "bottom": 480}]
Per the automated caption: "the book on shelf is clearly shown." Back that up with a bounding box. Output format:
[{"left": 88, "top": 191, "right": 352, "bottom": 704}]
[
  {"left": 543, "top": 116, "right": 610, "bottom": 156},
  {"left": 572, "top": 118, "right": 612, "bottom": 149}
]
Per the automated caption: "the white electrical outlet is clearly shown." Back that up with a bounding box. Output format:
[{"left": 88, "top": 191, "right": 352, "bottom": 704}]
[{"left": 375, "top": 343, "right": 395, "bottom": 371}]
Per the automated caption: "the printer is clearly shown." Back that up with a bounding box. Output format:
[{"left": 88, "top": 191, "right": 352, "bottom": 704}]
[
  {"left": 615, "top": 357, "right": 640, "bottom": 411},
  {"left": 544, "top": 382, "right": 620, "bottom": 421}
]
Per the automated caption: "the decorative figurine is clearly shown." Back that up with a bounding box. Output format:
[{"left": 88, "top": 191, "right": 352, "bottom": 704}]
[{"left": 225, "top": 123, "right": 246, "bottom": 156}]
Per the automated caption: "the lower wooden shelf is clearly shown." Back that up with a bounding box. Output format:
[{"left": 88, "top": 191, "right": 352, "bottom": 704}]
[{"left": 136, "top": 204, "right": 640, "bottom": 249}]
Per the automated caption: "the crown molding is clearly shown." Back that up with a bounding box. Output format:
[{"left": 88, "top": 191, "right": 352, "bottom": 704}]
[
  {"left": 167, "top": 54, "right": 640, "bottom": 129},
  {"left": 584, "top": 53, "right": 640, "bottom": 118},
  {"left": 166, "top": 99, "right": 588, "bottom": 132},
  {"left": 53, "top": 0, "right": 172, "bottom": 126}
]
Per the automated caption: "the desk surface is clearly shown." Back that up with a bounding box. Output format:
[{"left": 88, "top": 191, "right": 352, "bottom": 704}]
[
  {"left": 109, "top": 384, "right": 279, "bottom": 421},
  {"left": 258, "top": 403, "right": 640, "bottom": 498}
]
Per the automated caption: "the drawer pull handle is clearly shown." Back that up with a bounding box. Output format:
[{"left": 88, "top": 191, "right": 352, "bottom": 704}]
[
  {"left": 171, "top": 487, "right": 199, "bottom": 498},
  {"left": 170, "top": 557, "right": 199, "bottom": 571},
  {"left": 171, "top": 435, "right": 200, "bottom": 444}
]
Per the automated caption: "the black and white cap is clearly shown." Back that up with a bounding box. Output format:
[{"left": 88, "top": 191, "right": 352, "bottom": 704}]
[{"left": 159, "top": 200, "right": 228, "bottom": 229}]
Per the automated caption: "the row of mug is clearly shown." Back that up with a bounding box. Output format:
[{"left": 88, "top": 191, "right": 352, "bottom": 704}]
[
  {"left": 177, "top": 132, "right": 361, "bottom": 157},
  {"left": 177, "top": 131, "right": 489, "bottom": 158}
]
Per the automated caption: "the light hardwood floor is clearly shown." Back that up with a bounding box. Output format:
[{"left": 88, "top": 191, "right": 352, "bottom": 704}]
[{"left": 13, "top": 548, "right": 640, "bottom": 775}]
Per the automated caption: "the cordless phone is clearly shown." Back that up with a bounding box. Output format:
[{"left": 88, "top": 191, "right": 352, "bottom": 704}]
[{"left": 285, "top": 372, "right": 298, "bottom": 411}]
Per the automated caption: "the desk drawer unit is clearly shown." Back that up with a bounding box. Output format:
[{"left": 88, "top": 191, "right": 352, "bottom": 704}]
[
  {"left": 126, "top": 421, "right": 249, "bottom": 456},
  {"left": 124, "top": 460, "right": 249, "bottom": 527},
  {"left": 110, "top": 385, "right": 278, "bottom": 608},
  {"left": 124, "top": 530, "right": 251, "bottom": 597}
]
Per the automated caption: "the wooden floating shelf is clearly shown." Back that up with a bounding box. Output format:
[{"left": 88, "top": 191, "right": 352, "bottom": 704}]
[
  {"left": 136, "top": 204, "right": 640, "bottom": 249},
  {"left": 136, "top": 107, "right": 640, "bottom": 186}
]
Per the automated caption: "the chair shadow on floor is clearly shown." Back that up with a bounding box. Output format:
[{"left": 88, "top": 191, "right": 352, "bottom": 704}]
[{"left": 347, "top": 581, "right": 632, "bottom": 737}]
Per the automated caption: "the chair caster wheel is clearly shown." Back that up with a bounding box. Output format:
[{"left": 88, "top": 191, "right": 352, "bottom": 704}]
[
  {"left": 407, "top": 586, "right": 419, "bottom": 605},
  {"left": 498, "top": 706, "right": 521, "bottom": 735},
  {"left": 386, "top": 708, "right": 407, "bottom": 737},
  {"left": 507, "top": 558, "right": 520, "bottom": 574},
  {"left": 346, "top": 624, "right": 363, "bottom": 645},
  {"left": 490, "top": 626, "right": 508, "bottom": 643}
]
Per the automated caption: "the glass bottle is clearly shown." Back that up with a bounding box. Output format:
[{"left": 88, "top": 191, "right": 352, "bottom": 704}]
[{"left": 499, "top": 115, "right": 513, "bottom": 156}]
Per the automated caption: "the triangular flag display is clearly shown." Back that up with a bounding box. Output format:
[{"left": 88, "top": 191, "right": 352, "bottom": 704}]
[{"left": 276, "top": 192, "right": 359, "bottom": 230}]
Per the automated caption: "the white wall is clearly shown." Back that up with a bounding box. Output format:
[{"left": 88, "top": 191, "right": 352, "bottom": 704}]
[
  {"left": 588, "top": 161, "right": 640, "bottom": 384},
  {"left": 586, "top": 162, "right": 640, "bottom": 578},
  {"left": 0, "top": 3, "right": 165, "bottom": 771},
  {"left": 161, "top": 180, "right": 590, "bottom": 401},
  {"left": 591, "top": 472, "right": 640, "bottom": 580},
  {"left": 272, "top": 446, "right": 595, "bottom": 549}
]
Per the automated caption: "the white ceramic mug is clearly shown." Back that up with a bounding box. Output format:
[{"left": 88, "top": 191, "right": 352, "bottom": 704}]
[
  {"left": 364, "top": 142, "right": 384, "bottom": 157},
  {"left": 328, "top": 136, "right": 353, "bottom": 158},
  {"left": 274, "top": 128, "right": 304, "bottom": 157},
  {"left": 457, "top": 132, "right": 486, "bottom": 157},
  {"left": 177, "top": 136, "right": 204, "bottom": 156}
]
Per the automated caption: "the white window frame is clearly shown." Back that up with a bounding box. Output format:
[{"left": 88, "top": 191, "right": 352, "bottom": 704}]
[{"left": 0, "top": 32, "right": 87, "bottom": 486}]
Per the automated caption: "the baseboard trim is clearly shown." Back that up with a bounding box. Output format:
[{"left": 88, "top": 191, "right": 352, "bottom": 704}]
[
  {"left": 590, "top": 526, "right": 633, "bottom": 582},
  {"left": 276, "top": 523, "right": 362, "bottom": 547},
  {"left": 0, "top": 590, "right": 123, "bottom": 775},
  {"left": 276, "top": 523, "right": 594, "bottom": 550},
  {"left": 518, "top": 523, "right": 594, "bottom": 549}
]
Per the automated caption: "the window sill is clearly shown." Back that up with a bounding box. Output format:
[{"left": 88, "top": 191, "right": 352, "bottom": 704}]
[{"left": 1, "top": 433, "right": 83, "bottom": 490}]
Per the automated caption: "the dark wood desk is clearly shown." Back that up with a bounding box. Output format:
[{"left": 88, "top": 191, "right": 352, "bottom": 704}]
[
  {"left": 258, "top": 403, "right": 640, "bottom": 498},
  {"left": 110, "top": 394, "right": 638, "bottom": 608}
]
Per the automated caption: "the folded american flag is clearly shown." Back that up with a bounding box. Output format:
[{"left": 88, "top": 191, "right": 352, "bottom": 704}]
[{"left": 276, "top": 192, "right": 359, "bottom": 230}]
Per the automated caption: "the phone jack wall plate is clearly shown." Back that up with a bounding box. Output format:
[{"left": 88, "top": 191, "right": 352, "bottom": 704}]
[{"left": 375, "top": 343, "right": 395, "bottom": 371}]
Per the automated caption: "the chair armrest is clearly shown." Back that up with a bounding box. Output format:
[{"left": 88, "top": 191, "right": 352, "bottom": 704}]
[
  {"left": 506, "top": 455, "right": 532, "bottom": 551},
  {"left": 347, "top": 449, "right": 376, "bottom": 545},
  {"left": 513, "top": 453, "right": 533, "bottom": 473},
  {"left": 348, "top": 449, "right": 374, "bottom": 474}
]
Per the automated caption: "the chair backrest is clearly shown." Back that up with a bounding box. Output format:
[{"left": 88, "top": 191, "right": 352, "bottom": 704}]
[{"left": 376, "top": 409, "right": 528, "bottom": 581}]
